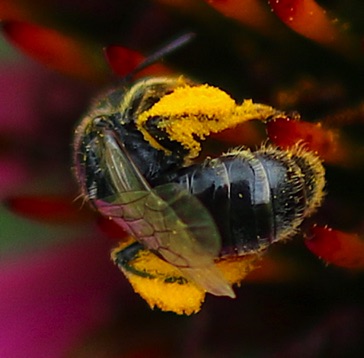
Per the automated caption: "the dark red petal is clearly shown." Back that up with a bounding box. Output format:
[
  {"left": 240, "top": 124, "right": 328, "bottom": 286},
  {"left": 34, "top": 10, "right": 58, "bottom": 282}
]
[
  {"left": 0, "top": 1, "right": 29, "bottom": 21},
  {"left": 305, "top": 226, "right": 364, "bottom": 269},
  {"left": 205, "top": 0, "right": 276, "bottom": 36},
  {"left": 5, "top": 195, "right": 94, "bottom": 224},
  {"left": 266, "top": 117, "right": 346, "bottom": 163},
  {"left": 104, "top": 45, "right": 171, "bottom": 78},
  {"left": 2, "top": 21, "right": 108, "bottom": 81},
  {"left": 96, "top": 216, "right": 128, "bottom": 241}
]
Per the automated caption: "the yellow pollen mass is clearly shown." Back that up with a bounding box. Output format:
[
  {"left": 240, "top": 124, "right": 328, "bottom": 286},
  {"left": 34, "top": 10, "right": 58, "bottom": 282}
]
[
  {"left": 143, "top": 84, "right": 237, "bottom": 117},
  {"left": 137, "top": 84, "right": 279, "bottom": 159},
  {"left": 112, "top": 237, "right": 262, "bottom": 315}
]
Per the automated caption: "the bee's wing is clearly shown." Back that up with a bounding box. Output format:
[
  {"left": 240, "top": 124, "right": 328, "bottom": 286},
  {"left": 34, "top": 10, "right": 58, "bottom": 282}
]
[
  {"left": 95, "top": 132, "right": 234, "bottom": 297},
  {"left": 98, "top": 184, "right": 234, "bottom": 298}
]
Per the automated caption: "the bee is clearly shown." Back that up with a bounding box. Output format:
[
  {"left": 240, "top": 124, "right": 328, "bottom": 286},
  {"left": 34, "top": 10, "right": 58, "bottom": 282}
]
[
  {"left": 73, "top": 77, "right": 235, "bottom": 298},
  {"left": 73, "top": 76, "right": 326, "bottom": 311}
]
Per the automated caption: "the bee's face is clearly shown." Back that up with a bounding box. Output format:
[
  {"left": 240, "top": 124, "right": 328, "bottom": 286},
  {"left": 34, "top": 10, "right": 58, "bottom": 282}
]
[{"left": 73, "top": 76, "right": 325, "bottom": 314}]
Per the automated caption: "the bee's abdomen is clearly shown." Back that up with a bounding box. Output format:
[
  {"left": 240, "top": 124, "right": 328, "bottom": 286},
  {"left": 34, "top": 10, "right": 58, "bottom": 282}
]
[
  {"left": 163, "top": 146, "right": 325, "bottom": 256},
  {"left": 254, "top": 146, "right": 325, "bottom": 243}
]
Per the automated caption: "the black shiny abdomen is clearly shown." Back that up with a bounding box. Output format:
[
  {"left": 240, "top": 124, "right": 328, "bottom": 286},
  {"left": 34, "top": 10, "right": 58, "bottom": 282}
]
[{"left": 158, "top": 147, "right": 312, "bottom": 256}]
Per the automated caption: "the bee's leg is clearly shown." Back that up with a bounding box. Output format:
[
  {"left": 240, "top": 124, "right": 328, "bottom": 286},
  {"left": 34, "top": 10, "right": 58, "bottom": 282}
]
[{"left": 112, "top": 241, "right": 155, "bottom": 278}]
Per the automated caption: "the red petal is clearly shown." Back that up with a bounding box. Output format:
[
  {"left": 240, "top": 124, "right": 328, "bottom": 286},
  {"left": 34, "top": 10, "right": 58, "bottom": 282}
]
[
  {"left": 104, "top": 45, "right": 172, "bottom": 78},
  {"left": 268, "top": 0, "right": 338, "bottom": 45},
  {"left": 2, "top": 21, "right": 108, "bottom": 81},
  {"left": 105, "top": 45, "right": 143, "bottom": 77},
  {"left": 5, "top": 195, "right": 94, "bottom": 224},
  {"left": 266, "top": 117, "right": 346, "bottom": 163},
  {"left": 305, "top": 226, "right": 364, "bottom": 269}
]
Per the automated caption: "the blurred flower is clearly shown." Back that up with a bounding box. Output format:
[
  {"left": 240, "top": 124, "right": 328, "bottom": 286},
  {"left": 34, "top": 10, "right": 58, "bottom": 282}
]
[
  {"left": 1, "top": 0, "right": 364, "bottom": 356},
  {"left": 0, "top": 236, "right": 126, "bottom": 358}
]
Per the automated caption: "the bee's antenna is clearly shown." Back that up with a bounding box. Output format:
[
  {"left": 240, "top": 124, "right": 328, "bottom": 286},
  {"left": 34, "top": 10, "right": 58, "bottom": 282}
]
[{"left": 125, "top": 32, "right": 196, "bottom": 81}]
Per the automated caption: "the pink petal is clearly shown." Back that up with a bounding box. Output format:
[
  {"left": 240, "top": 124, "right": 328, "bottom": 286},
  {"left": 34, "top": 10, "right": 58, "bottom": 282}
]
[
  {"left": 0, "top": 63, "right": 43, "bottom": 136},
  {"left": 0, "top": 236, "right": 125, "bottom": 358},
  {"left": 0, "top": 156, "right": 30, "bottom": 198}
]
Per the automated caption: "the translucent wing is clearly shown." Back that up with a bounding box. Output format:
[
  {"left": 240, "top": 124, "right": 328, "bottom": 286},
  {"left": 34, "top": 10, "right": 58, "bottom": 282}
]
[
  {"left": 97, "top": 184, "right": 234, "bottom": 297},
  {"left": 94, "top": 131, "right": 234, "bottom": 297}
]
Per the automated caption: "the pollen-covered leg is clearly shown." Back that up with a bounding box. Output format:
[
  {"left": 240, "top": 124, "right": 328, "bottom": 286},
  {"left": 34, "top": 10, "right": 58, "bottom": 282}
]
[{"left": 111, "top": 238, "right": 206, "bottom": 315}]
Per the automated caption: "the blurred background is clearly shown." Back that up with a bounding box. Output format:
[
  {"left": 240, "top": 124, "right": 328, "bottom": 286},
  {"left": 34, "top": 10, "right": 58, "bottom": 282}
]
[{"left": 1, "top": 1, "right": 364, "bottom": 357}]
